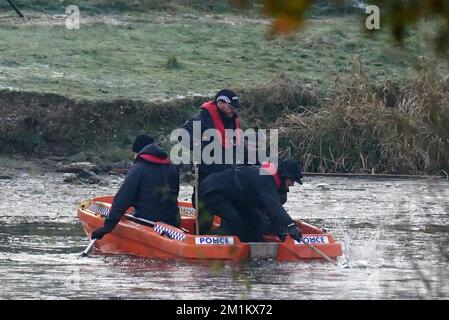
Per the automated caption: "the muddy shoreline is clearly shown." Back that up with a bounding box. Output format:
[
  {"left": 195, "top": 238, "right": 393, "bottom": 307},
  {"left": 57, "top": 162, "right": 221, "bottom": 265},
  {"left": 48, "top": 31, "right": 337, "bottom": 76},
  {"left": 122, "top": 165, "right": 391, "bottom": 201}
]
[
  {"left": 1, "top": 155, "right": 445, "bottom": 188},
  {"left": 0, "top": 154, "right": 197, "bottom": 186},
  {"left": 2, "top": 74, "right": 448, "bottom": 176},
  {"left": 0, "top": 90, "right": 206, "bottom": 157}
]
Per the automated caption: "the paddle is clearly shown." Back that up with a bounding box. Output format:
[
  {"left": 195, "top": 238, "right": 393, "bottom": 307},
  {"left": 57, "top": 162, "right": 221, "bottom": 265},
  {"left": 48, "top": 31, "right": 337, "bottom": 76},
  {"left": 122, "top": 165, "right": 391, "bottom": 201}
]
[
  {"left": 80, "top": 239, "right": 96, "bottom": 257},
  {"left": 125, "top": 213, "right": 157, "bottom": 227},
  {"left": 79, "top": 214, "right": 157, "bottom": 258},
  {"left": 292, "top": 219, "right": 342, "bottom": 265},
  {"left": 297, "top": 236, "right": 338, "bottom": 265}
]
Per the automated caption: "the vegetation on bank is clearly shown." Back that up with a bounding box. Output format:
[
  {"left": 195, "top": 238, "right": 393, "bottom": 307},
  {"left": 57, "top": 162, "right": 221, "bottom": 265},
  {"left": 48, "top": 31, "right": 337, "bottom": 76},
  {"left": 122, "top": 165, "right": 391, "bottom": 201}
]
[
  {"left": 277, "top": 60, "right": 449, "bottom": 175},
  {"left": 1, "top": 60, "right": 448, "bottom": 175},
  {"left": 0, "top": 0, "right": 245, "bottom": 14},
  {"left": 1, "top": 2, "right": 448, "bottom": 174},
  {"left": 0, "top": 90, "right": 204, "bottom": 160},
  {"left": 0, "top": 0, "right": 358, "bottom": 15}
]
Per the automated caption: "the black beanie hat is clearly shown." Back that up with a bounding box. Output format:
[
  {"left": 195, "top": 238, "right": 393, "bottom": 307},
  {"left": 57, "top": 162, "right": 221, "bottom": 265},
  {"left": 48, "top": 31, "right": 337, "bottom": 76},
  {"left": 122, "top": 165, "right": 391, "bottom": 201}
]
[
  {"left": 278, "top": 160, "right": 303, "bottom": 185},
  {"left": 132, "top": 135, "right": 155, "bottom": 153}
]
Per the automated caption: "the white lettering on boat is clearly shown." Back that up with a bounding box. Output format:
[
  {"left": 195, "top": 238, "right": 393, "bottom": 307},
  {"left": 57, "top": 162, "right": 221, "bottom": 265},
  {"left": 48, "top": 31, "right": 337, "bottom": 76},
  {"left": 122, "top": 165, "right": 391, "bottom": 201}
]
[
  {"left": 294, "top": 236, "right": 329, "bottom": 245},
  {"left": 195, "top": 237, "right": 234, "bottom": 245}
]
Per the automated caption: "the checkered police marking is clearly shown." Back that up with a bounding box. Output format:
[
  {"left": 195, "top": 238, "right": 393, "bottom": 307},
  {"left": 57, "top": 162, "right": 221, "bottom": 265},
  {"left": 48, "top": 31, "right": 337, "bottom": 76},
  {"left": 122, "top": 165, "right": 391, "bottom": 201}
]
[
  {"left": 294, "top": 236, "right": 329, "bottom": 245},
  {"left": 87, "top": 203, "right": 185, "bottom": 241},
  {"left": 88, "top": 203, "right": 110, "bottom": 217},
  {"left": 154, "top": 223, "right": 186, "bottom": 241},
  {"left": 195, "top": 236, "right": 234, "bottom": 245}
]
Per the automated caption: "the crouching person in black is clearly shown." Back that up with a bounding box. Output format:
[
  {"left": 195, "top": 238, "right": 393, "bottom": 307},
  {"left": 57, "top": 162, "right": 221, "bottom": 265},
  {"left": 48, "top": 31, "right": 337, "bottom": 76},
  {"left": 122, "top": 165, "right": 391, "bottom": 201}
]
[
  {"left": 199, "top": 160, "right": 303, "bottom": 242},
  {"left": 92, "top": 138, "right": 181, "bottom": 240}
]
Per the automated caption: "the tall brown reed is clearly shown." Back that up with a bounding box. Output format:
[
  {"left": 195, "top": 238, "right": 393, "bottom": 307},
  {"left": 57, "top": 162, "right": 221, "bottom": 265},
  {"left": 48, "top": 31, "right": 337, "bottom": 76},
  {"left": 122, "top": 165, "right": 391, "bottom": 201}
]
[{"left": 276, "top": 58, "right": 449, "bottom": 174}]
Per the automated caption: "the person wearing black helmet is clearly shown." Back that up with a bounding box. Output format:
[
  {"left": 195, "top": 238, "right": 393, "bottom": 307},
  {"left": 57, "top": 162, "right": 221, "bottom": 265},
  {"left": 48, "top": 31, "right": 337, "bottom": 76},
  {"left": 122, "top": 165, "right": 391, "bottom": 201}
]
[
  {"left": 180, "top": 88, "right": 245, "bottom": 182},
  {"left": 132, "top": 134, "right": 155, "bottom": 154},
  {"left": 198, "top": 159, "right": 303, "bottom": 242},
  {"left": 180, "top": 89, "right": 252, "bottom": 233},
  {"left": 91, "top": 135, "right": 180, "bottom": 240}
]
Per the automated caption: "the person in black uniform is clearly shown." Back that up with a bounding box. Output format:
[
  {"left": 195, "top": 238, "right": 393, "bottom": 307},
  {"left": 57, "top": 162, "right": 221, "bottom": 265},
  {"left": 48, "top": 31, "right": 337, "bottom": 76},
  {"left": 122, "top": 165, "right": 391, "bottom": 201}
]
[
  {"left": 132, "top": 134, "right": 154, "bottom": 154},
  {"left": 91, "top": 136, "right": 180, "bottom": 240},
  {"left": 199, "top": 160, "right": 303, "bottom": 242},
  {"left": 180, "top": 89, "right": 259, "bottom": 233},
  {"left": 180, "top": 89, "right": 246, "bottom": 181}
]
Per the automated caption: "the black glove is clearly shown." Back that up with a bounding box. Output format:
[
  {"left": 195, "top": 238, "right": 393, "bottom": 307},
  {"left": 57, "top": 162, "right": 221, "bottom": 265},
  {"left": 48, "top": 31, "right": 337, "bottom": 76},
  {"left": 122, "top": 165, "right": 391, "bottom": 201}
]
[
  {"left": 287, "top": 224, "right": 302, "bottom": 241},
  {"left": 91, "top": 226, "right": 113, "bottom": 240},
  {"left": 279, "top": 223, "right": 302, "bottom": 242}
]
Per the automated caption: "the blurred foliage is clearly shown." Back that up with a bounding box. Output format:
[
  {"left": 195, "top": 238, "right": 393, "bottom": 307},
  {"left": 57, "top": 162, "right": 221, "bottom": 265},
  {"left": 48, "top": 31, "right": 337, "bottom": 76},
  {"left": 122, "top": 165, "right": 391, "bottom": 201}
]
[{"left": 235, "top": 0, "right": 449, "bottom": 57}]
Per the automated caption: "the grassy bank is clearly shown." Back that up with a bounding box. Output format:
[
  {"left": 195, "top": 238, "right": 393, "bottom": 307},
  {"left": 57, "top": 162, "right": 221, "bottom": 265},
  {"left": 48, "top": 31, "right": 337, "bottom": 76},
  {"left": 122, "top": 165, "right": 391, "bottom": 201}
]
[
  {"left": 2, "top": 62, "right": 448, "bottom": 175},
  {"left": 0, "top": 0, "right": 359, "bottom": 15},
  {"left": 1, "top": 3, "right": 448, "bottom": 174},
  {"left": 1, "top": 8, "right": 446, "bottom": 101},
  {"left": 0, "top": 0, "right": 247, "bottom": 14}
]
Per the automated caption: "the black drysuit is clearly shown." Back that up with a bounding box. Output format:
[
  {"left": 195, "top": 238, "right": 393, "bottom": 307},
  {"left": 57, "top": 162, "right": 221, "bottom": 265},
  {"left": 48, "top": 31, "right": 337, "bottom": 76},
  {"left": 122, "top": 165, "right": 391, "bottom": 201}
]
[
  {"left": 199, "top": 166, "right": 294, "bottom": 242},
  {"left": 102, "top": 144, "right": 181, "bottom": 231},
  {"left": 180, "top": 104, "right": 242, "bottom": 183}
]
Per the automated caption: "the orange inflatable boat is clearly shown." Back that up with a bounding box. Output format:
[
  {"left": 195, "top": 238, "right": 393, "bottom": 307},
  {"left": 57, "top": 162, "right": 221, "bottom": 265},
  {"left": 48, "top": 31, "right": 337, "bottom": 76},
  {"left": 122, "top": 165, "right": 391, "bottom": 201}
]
[{"left": 77, "top": 195, "right": 342, "bottom": 262}]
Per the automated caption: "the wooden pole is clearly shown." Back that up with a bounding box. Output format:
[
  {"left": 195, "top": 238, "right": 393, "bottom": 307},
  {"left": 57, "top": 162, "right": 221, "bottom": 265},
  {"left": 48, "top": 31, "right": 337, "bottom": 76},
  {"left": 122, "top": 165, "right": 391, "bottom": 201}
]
[
  {"left": 194, "top": 164, "right": 200, "bottom": 235},
  {"left": 300, "top": 238, "right": 338, "bottom": 265}
]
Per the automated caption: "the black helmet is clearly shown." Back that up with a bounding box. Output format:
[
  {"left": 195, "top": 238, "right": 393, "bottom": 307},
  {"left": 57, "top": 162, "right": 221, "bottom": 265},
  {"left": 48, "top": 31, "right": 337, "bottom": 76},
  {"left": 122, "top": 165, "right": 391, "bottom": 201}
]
[
  {"left": 214, "top": 89, "right": 242, "bottom": 109},
  {"left": 278, "top": 160, "right": 303, "bottom": 185},
  {"left": 132, "top": 134, "right": 155, "bottom": 153}
]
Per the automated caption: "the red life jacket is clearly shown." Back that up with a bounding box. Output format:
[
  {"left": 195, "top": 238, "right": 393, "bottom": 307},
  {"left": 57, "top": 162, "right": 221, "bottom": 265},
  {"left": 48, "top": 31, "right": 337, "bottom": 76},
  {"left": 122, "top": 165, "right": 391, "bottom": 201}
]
[
  {"left": 261, "top": 162, "right": 281, "bottom": 189},
  {"left": 200, "top": 101, "right": 241, "bottom": 148},
  {"left": 138, "top": 154, "right": 170, "bottom": 164}
]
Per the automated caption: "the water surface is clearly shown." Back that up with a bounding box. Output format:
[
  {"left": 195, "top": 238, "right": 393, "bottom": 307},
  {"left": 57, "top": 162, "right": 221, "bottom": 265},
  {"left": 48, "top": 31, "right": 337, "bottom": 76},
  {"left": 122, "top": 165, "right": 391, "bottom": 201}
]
[{"left": 1, "top": 170, "right": 448, "bottom": 299}]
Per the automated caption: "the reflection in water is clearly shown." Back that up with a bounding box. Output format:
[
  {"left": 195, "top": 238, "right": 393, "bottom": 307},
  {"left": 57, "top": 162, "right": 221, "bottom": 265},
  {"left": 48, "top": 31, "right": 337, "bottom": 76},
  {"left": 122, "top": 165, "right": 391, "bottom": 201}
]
[{"left": 0, "top": 172, "right": 448, "bottom": 299}]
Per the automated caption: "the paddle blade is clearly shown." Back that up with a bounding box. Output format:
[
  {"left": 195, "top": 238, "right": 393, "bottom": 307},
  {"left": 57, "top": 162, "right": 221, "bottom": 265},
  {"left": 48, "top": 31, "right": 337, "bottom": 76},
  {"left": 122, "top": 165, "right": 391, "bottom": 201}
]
[{"left": 80, "top": 239, "right": 97, "bottom": 257}]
